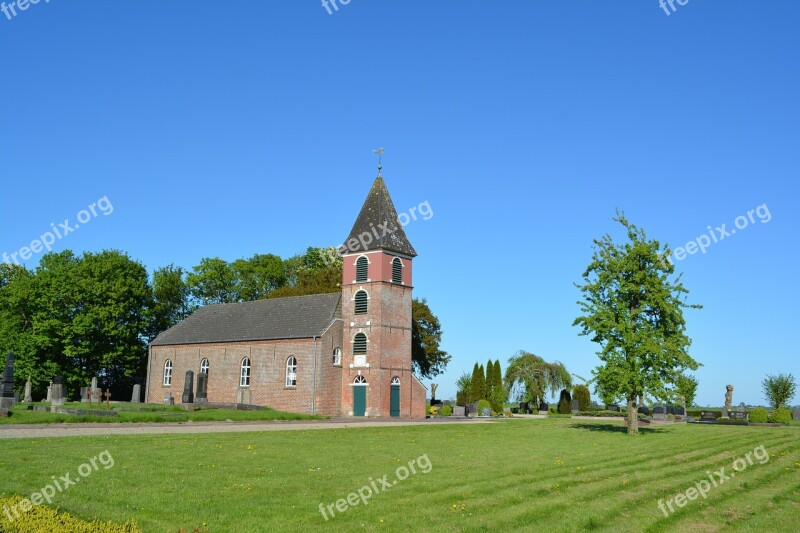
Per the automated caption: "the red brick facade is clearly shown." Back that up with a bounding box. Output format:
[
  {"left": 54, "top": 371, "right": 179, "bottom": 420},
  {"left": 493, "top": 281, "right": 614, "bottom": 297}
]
[{"left": 145, "top": 176, "right": 427, "bottom": 418}]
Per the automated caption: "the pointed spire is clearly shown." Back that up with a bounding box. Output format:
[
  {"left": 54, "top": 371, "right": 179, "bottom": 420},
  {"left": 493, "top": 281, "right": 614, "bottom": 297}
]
[{"left": 342, "top": 175, "right": 417, "bottom": 257}]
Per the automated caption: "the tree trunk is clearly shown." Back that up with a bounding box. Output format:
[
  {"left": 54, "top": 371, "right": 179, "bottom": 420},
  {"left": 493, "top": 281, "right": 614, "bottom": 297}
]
[{"left": 627, "top": 396, "right": 639, "bottom": 435}]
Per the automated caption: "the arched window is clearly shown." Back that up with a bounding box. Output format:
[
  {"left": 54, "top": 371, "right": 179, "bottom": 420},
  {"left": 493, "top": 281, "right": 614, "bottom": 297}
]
[
  {"left": 332, "top": 348, "right": 342, "bottom": 366},
  {"left": 353, "top": 333, "right": 367, "bottom": 354},
  {"left": 286, "top": 356, "right": 297, "bottom": 387},
  {"left": 163, "top": 359, "right": 172, "bottom": 386},
  {"left": 391, "top": 257, "right": 403, "bottom": 284},
  {"left": 240, "top": 358, "right": 251, "bottom": 387},
  {"left": 356, "top": 256, "right": 368, "bottom": 282},
  {"left": 354, "top": 290, "right": 368, "bottom": 314},
  {"left": 200, "top": 358, "right": 209, "bottom": 376},
  {"left": 354, "top": 375, "right": 367, "bottom": 384},
  {"left": 391, "top": 376, "right": 400, "bottom": 385}
]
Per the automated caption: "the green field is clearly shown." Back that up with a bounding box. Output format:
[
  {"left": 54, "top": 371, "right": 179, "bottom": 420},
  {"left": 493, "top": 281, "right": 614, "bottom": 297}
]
[{"left": 1, "top": 418, "right": 798, "bottom": 532}]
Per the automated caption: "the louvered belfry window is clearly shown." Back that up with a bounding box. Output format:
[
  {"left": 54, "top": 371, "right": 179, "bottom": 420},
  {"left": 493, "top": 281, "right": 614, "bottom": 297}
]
[
  {"left": 356, "top": 256, "right": 368, "bottom": 282},
  {"left": 353, "top": 333, "right": 367, "bottom": 354},
  {"left": 391, "top": 257, "right": 403, "bottom": 284},
  {"left": 354, "top": 290, "right": 368, "bottom": 314}
]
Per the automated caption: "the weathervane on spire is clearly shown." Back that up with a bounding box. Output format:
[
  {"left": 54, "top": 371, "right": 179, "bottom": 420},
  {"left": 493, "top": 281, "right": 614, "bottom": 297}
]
[{"left": 372, "top": 147, "right": 384, "bottom": 176}]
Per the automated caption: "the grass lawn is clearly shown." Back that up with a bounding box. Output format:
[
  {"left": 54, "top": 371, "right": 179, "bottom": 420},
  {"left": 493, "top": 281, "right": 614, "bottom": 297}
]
[
  {"left": 0, "top": 402, "right": 323, "bottom": 425},
  {"left": 1, "top": 418, "right": 798, "bottom": 532}
]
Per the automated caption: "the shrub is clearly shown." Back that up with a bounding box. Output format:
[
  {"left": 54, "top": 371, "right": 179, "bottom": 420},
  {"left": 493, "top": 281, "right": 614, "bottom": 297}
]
[
  {"left": 548, "top": 405, "right": 557, "bottom": 414},
  {"left": 573, "top": 385, "right": 591, "bottom": 411},
  {"left": 768, "top": 408, "right": 792, "bottom": 425},
  {"left": 477, "top": 399, "right": 491, "bottom": 414},
  {"left": 749, "top": 407, "right": 768, "bottom": 423},
  {"left": 0, "top": 495, "right": 139, "bottom": 532},
  {"left": 557, "top": 389, "right": 572, "bottom": 414},
  {"left": 441, "top": 405, "right": 452, "bottom": 417},
  {"left": 428, "top": 406, "right": 439, "bottom": 416}
]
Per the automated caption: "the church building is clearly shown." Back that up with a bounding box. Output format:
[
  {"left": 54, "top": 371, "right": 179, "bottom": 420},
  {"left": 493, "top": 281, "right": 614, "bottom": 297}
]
[{"left": 145, "top": 173, "right": 427, "bottom": 418}]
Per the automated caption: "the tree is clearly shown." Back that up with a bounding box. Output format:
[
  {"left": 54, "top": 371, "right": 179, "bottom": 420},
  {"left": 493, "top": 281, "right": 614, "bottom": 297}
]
[
  {"left": 187, "top": 257, "right": 238, "bottom": 305},
  {"left": 490, "top": 360, "right": 506, "bottom": 412},
  {"left": 411, "top": 299, "right": 451, "bottom": 379},
  {"left": 485, "top": 358, "right": 495, "bottom": 400},
  {"left": 151, "top": 265, "right": 193, "bottom": 339},
  {"left": 762, "top": 373, "right": 796, "bottom": 410},
  {"left": 674, "top": 373, "right": 699, "bottom": 407},
  {"left": 232, "top": 254, "right": 287, "bottom": 301},
  {"left": 455, "top": 372, "right": 472, "bottom": 405},
  {"left": 574, "top": 212, "right": 701, "bottom": 435},
  {"left": 557, "top": 389, "right": 572, "bottom": 414},
  {"left": 470, "top": 363, "right": 486, "bottom": 403},
  {"left": 504, "top": 351, "right": 571, "bottom": 407},
  {"left": 573, "top": 384, "right": 591, "bottom": 411}
]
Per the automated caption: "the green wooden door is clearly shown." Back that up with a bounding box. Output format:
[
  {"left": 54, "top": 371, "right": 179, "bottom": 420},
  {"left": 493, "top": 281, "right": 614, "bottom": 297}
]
[
  {"left": 353, "top": 385, "right": 366, "bottom": 416},
  {"left": 390, "top": 385, "right": 400, "bottom": 417}
]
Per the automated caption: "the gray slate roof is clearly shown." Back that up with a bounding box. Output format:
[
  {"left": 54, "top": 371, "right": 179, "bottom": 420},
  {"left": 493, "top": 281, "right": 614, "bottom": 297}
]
[
  {"left": 150, "top": 293, "right": 342, "bottom": 346},
  {"left": 343, "top": 176, "right": 417, "bottom": 257}
]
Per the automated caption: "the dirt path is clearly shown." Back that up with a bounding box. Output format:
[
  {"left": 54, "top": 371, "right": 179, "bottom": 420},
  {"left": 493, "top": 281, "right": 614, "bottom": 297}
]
[{"left": 0, "top": 417, "right": 494, "bottom": 439}]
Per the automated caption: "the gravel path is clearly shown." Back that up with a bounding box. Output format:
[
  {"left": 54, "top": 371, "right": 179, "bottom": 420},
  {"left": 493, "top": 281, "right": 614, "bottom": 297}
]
[{"left": 0, "top": 417, "right": 494, "bottom": 439}]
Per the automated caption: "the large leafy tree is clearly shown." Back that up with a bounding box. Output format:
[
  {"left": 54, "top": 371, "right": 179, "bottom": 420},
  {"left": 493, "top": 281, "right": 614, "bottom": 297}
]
[
  {"left": 150, "top": 265, "right": 193, "bottom": 339},
  {"left": 1, "top": 250, "right": 152, "bottom": 398},
  {"left": 232, "top": 254, "right": 288, "bottom": 301},
  {"left": 504, "top": 351, "right": 571, "bottom": 407},
  {"left": 186, "top": 257, "right": 238, "bottom": 305},
  {"left": 574, "top": 212, "right": 701, "bottom": 435},
  {"left": 411, "top": 298, "right": 451, "bottom": 379},
  {"left": 674, "top": 373, "right": 699, "bottom": 407}
]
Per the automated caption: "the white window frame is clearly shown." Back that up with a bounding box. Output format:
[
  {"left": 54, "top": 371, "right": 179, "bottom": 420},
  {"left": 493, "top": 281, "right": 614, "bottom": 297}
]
[
  {"left": 200, "top": 358, "right": 209, "bottom": 376},
  {"left": 163, "top": 359, "right": 172, "bottom": 386},
  {"left": 286, "top": 356, "right": 297, "bottom": 387},
  {"left": 333, "top": 348, "right": 342, "bottom": 366},
  {"left": 240, "top": 358, "right": 251, "bottom": 387}
]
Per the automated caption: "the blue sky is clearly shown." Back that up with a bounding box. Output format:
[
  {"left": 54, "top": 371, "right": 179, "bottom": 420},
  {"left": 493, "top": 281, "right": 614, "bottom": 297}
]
[{"left": 2, "top": 1, "right": 798, "bottom": 407}]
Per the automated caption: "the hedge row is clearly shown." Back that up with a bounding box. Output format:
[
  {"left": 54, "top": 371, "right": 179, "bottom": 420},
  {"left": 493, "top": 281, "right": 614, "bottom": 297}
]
[{"left": 0, "top": 496, "right": 140, "bottom": 533}]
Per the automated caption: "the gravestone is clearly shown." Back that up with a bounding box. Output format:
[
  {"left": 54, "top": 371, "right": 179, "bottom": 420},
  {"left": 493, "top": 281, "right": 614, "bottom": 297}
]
[
  {"left": 453, "top": 406, "right": 466, "bottom": 417},
  {"left": 90, "top": 377, "right": 101, "bottom": 405},
  {"left": 131, "top": 384, "right": 142, "bottom": 403},
  {"left": 572, "top": 399, "right": 580, "bottom": 413},
  {"left": 700, "top": 411, "right": 717, "bottom": 423},
  {"left": 674, "top": 405, "right": 686, "bottom": 417},
  {"left": 722, "top": 384, "right": 734, "bottom": 418},
  {"left": 637, "top": 406, "right": 650, "bottom": 416},
  {"left": 195, "top": 373, "right": 208, "bottom": 404},
  {"left": 51, "top": 376, "right": 66, "bottom": 407},
  {"left": 538, "top": 402, "right": 548, "bottom": 414},
  {"left": 1, "top": 352, "right": 16, "bottom": 408},
  {"left": 466, "top": 402, "right": 478, "bottom": 417},
  {"left": 182, "top": 371, "right": 195, "bottom": 404},
  {"left": 519, "top": 401, "right": 530, "bottom": 414},
  {"left": 653, "top": 405, "right": 667, "bottom": 420},
  {"left": 605, "top": 404, "right": 620, "bottom": 412},
  {"left": 481, "top": 407, "right": 492, "bottom": 417},
  {"left": 23, "top": 377, "right": 33, "bottom": 403},
  {"left": 666, "top": 405, "right": 676, "bottom": 415},
  {"left": 164, "top": 392, "right": 175, "bottom": 405},
  {"left": 236, "top": 387, "right": 251, "bottom": 405},
  {"left": 80, "top": 387, "right": 89, "bottom": 403},
  {"left": 792, "top": 408, "right": 800, "bottom": 421},
  {"left": 729, "top": 411, "right": 748, "bottom": 421},
  {"left": 46, "top": 382, "right": 52, "bottom": 402}
]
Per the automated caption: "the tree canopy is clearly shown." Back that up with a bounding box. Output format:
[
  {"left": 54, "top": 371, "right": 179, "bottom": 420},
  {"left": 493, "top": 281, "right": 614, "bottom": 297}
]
[
  {"left": 504, "top": 351, "right": 571, "bottom": 407},
  {"left": 573, "top": 212, "right": 701, "bottom": 435}
]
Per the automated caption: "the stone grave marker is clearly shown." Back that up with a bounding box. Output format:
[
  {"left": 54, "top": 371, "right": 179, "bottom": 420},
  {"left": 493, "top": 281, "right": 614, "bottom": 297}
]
[
  {"left": 653, "top": 405, "right": 667, "bottom": 420},
  {"left": 572, "top": 399, "right": 580, "bottom": 413},
  {"left": 637, "top": 406, "right": 650, "bottom": 416},
  {"left": 164, "top": 392, "right": 175, "bottom": 405},
  {"left": 23, "top": 377, "right": 33, "bottom": 403},
  {"left": 481, "top": 407, "right": 491, "bottom": 417},
  {"left": 453, "top": 405, "right": 466, "bottom": 417},
  {"left": 131, "top": 384, "right": 142, "bottom": 403},
  {"left": 182, "top": 371, "right": 195, "bottom": 403},
  {"left": 605, "top": 404, "right": 620, "bottom": 412},
  {"left": 195, "top": 374, "right": 208, "bottom": 404},
  {"left": 80, "top": 387, "right": 89, "bottom": 403},
  {"left": 46, "top": 381, "right": 52, "bottom": 402},
  {"left": 51, "top": 376, "right": 66, "bottom": 407},
  {"left": 90, "top": 377, "right": 101, "bottom": 405},
  {"left": 538, "top": 402, "right": 549, "bottom": 414},
  {"left": 1, "top": 352, "right": 16, "bottom": 408},
  {"left": 700, "top": 411, "right": 717, "bottom": 423},
  {"left": 729, "top": 411, "right": 748, "bottom": 421}
]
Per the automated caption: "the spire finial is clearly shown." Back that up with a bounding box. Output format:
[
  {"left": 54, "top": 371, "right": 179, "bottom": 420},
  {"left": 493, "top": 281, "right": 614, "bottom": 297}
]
[{"left": 372, "top": 147, "right": 384, "bottom": 176}]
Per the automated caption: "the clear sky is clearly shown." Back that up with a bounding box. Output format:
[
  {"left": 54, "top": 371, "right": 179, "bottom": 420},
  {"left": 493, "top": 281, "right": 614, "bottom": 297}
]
[{"left": 2, "top": 1, "right": 798, "bottom": 407}]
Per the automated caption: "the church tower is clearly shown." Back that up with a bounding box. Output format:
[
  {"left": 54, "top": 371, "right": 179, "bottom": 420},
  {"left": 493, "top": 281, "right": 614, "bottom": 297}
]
[{"left": 339, "top": 172, "right": 425, "bottom": 417}]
